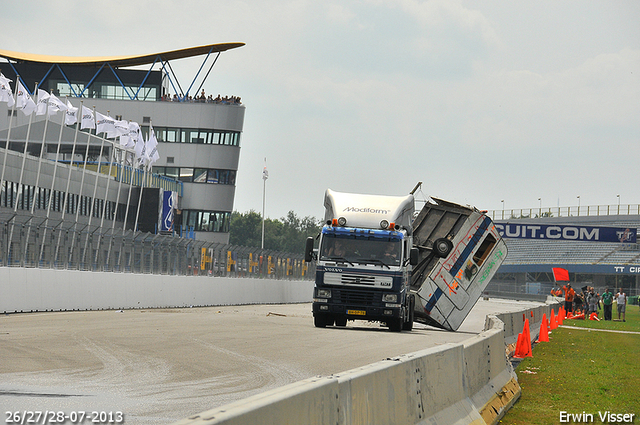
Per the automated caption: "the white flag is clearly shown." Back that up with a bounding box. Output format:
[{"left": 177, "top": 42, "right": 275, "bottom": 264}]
[
  {"left": 114, "top": 119, "right": 129, "bottom": 141},
  {"left": 0, "top": 73, "right": 14, "bottom": 107},
  {"left": 95, "top": 111, "right": 115, "bottom": 136},
  {"left": 123, "top": 121, "right": 139, "bottom": 149},
  {"left": 134, "top": 128, "right": 145, "bottom": 163},
  {"left": 36, "top": 89, "right": 50, "bottom": 115},
  {"left": 47, "top": 93, "right": 67, "bottom": 116},
  {"left": 65, "top": 100, "right": 78, "bottom": 125},
  {"left": 145, "top": 125, "right": 160, "bottom": 164},
  {"left": 81, "top": 106, "right": 95, "bottom": 130},
  {"left": 16, "top": 81, "right": 36, "bottom": 116}
]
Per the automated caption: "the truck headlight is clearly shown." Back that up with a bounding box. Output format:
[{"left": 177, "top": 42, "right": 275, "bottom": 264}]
[
  {"left": 382, "top": 294, "right": 397, "bottom": 303},
  {"left": 317, "top": 289, "right": 332, "bottom": 298}
]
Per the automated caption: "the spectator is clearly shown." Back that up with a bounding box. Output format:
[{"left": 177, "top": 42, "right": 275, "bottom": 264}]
[
  {"left": 587, "top": 287, "right": 600, "bottom": 317},
  {"left": 551, "top": 284, "right": 562, "bottom": 297},
  {"left": 581, "top": 286, "right": 590, "bottom": 313},
  {"left": 616, "top": 288, "right": 627, "bottom": 322},
  {"left": 562, "top": 283, "right": 575, "bottom": 313},
  {"left": 601, "top": 287, "right": 613, "bottom": 321},
  {"left": 573, "top": 292, "right": 583, "bottom": 314}
]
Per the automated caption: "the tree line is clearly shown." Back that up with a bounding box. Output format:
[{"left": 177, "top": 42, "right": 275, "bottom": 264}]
[{"left": 229, "top": 210, "right": 322, "bottom": 254}]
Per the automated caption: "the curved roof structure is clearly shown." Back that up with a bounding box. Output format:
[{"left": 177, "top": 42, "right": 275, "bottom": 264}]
[{"left": 0, "top": 42, "right": 245, "bottom": 68}]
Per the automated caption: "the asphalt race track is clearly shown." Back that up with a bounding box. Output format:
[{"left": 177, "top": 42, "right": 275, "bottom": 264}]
[{"left": 0, "top": 299, "right": 541, "bottom": 424}]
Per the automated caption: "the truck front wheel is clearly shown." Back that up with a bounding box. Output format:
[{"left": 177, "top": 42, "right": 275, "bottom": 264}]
[
  {"left": 314, "top": 314, "right": 334, "bottom": 328},
  {"left": 388, "top": 317, "right": 403, "bottom": 332},
  {"left": 335, "top": 317, "right": 347, "bottom": 327},
  {"left": 403, "top": 295, "right": 415, "bottom": 331}
]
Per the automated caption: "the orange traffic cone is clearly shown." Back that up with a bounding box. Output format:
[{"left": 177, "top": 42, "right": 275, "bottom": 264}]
[
  {"left": 539, "top": 313, "right": 549, "bottom": 342},
  {"left": 513, "top": 330, "right": 533, "bottom": 358},
  {"left": 513, "top": 332, "right": 525, "bottom": 358},
  {"left": 550, "top": 309, "right": 557, "bottom": 330},
  {"left": 523, "top": 319, "right": 532, "bottom": 355},
  {"left": 557, "top": 308, "right": 564, "bottom": 325},
  {"left": 589, "top": 312, "right": 600, "bottom": 321}
]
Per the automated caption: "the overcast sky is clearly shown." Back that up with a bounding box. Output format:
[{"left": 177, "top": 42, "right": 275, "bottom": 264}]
[{"left": 2, "top": 1, "right": 639, "bottom": 220}]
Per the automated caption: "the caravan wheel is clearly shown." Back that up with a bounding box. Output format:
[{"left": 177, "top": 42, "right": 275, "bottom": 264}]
[{"left": 433, "top": 238, "right": 453, "bottom": 258}]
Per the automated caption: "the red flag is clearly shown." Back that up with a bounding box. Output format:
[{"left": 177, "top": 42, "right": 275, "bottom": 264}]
[{"left": 552, "top": 267, "right": 569, "bottom": 282}]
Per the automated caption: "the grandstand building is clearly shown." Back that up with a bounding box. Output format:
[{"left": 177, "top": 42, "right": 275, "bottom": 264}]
[
  {"left": 0, "top": 43, "right": 245, "bottom": 244},
  {"left": 486, "top": 207, "right": 640, "bottom": 298}
]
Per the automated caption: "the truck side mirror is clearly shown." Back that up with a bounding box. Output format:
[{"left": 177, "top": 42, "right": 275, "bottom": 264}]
[
  {"left": 305, "top": 237, "right": 315, "bottom": 262},
  {"left": 410, "top": 247, "right": 419, "bottom": 266}
]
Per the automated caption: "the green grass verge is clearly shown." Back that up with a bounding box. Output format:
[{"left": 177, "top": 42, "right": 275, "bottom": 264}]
[{"left": 500, "top": 304, "right": 640, "bottom": 424}]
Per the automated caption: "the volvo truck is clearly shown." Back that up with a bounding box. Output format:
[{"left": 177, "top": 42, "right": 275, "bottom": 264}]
[{"left": 305, "top": 187, "right": 507, "bottom": 332}]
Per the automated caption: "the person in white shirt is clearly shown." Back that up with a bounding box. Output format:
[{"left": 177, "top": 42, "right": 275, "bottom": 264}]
[{"left": 615, "top": 288, "right": 627, "bottom": 322}]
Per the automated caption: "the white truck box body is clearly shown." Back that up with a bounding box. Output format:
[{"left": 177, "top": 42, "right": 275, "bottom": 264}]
[{"left": 324, "top": 189, "right": 414, "bottom": 230}]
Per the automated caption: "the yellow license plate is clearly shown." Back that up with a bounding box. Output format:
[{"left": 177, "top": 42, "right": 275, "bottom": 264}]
[{"left": 347, "top": 309, "right": 366, "bottom": 316}]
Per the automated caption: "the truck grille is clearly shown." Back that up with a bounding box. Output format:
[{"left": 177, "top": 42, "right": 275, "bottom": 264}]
[
  {"left": 341, "top": 274, "right": 375, "bottom": 285},
  {"left": 334, "top": 288, "right": 376, "bottom": 306},
  {"left": 324, "top": 272, "right": 391, "bottom": 287}
]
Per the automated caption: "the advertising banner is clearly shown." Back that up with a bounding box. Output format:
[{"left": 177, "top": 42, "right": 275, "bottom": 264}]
[
  {"left": 160, "top": 190, "right": 177, "bottom": 232},
  {"left": 494, "top": 223, "right": 636, "bottom": 243}
]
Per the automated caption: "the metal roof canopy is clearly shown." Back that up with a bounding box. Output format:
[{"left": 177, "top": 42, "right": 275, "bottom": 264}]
[{"left": 0, "top": 42, "right": 245, "bottom": 101}]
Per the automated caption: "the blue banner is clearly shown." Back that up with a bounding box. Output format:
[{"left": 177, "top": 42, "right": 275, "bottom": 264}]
[
  {"left": 494, "top": 223, "right": 636, "bottom": 243},
  {"left": 160, "top": 190, "right": 176, "bottom": 232}
]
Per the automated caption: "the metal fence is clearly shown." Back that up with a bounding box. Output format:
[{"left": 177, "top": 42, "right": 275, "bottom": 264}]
[
  {"left": 0, "top": 216, "right": 314, "bottom": 280},
  {"left": 487, "top": 203, "right": 640, "bottom": 221}
]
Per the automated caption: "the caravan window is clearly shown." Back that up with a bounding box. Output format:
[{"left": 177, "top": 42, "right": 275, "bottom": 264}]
[{"left": 472, "top": 234, "right": 497, "bottom": 266}]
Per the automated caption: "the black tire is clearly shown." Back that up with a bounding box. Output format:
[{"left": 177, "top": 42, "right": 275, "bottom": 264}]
[
  {"left": 433, "top": 238, "right": 453, "bottom": 258},
  {"left": 314, "top": 314, "right": 333, "bottom": 328},
  {"left": 335, "top": 317, "right": 347, "bottom": 327},
  {"left": 403, "top": 295, "right": 415, "bottom": 331},
  {"left": 388, "top": 317, "right": 403, "bottom": 332}
]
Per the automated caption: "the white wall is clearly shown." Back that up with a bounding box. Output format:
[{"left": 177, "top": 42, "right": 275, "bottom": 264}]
[{"left": 0, "top": 267, "right": 313, "bottom": 313}]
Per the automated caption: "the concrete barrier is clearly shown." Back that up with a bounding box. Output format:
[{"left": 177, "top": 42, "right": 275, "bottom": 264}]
[
  {"left": 172, "top": 298, "right": 564, "bottom": 425},
  {"left": 468, "top": 316, "right": 520, "bottom": 424},
  {"left": 0, "top": 267, "right": 314, "bottom": 313},
  {"left": 173, "top": 343, "right": 488, "bottom": 425}
]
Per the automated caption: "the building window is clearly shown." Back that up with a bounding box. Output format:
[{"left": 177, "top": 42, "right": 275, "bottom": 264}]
[
  {"left": 193, "top": 169, "right": 208, "bottom": 183},
  {"left": 182, "top": 210, "right": 230, "bottom": 233},
  {"left": 178, "top": 168, "right": 193, "bottom": 182},
  {"left": 153, "top": 167, "right": 236, "bottom": 185},
  {"left": 152, "top": 126, "right": 241, "bottom": 147}
]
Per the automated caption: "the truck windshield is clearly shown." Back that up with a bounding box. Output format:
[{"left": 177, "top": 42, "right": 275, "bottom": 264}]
[{"left": 320, "top": 235, "right": 402, "bottom": 267}]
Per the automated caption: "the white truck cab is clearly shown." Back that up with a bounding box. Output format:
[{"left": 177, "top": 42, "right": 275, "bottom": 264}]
[{"left": 308, "top": 189, "right": 418, "bottom": 331}]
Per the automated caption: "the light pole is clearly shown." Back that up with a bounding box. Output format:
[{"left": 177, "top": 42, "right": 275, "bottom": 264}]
[
  {"left": 501, "top": 200, "right": 504, "bottom": 220},
  {"left": 538, "top": 197, "right": 542, "bottom": 217},
  {"left": 617, "top": 194, "right": 620, "bottom": 214},
  {"left": 577, "top": 196, "right": 580, "bottom": 216},
  {"left": 261, "top": 158, "right": 268, "bottom": 249}
]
